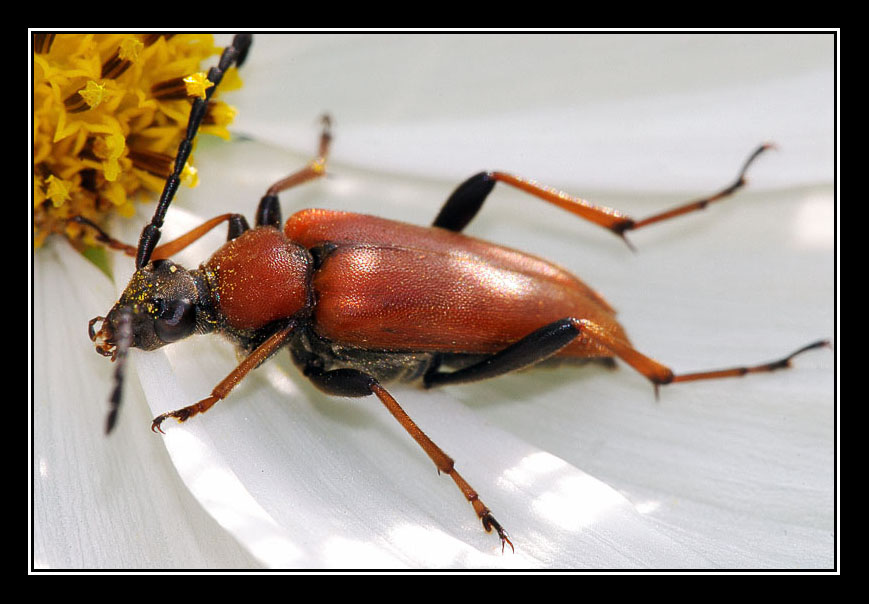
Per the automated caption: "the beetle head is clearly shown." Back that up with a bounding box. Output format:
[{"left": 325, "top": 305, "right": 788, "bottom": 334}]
[
  {"left": 89, "top": 259, "right": 213, "bottom": 359},
  {"left": 90, "top": 259, "right": 217, "bottom": 433}
]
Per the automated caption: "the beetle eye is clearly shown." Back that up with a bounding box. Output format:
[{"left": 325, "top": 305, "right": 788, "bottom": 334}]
[{"left": 154, "top": 299, "right": 196, "bottom": 343}]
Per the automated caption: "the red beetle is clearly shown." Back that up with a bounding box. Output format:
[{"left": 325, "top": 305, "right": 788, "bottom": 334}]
[{"left": 87, "top": 35, "right": 827, "bottom": 552}]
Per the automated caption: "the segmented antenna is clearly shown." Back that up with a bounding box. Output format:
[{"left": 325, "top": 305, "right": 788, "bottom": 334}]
[
  {"left": 135, "top": 33, "right": 253, "bottom": 269},
  {"left": 105, "top": 309, "right": 132, "bottom": 434}
]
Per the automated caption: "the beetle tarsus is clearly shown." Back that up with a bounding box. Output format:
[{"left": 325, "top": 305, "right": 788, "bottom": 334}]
[
  {"left": 787, "top": 338, "right": 831, "bottom": 359},
  {"left": 616, "top": 229, "right": 637, "bottom": 253},
  {"left": 763, "top": 339, "right": 831, "bottom": 371},
  {"left": 483, "top": 513, "right": 514, "bottom": 554},
  {"left": 151, "top": 408, "right": 191, "bottom": 433},
  {"left": 669, "top": 339, "right": 830, "bottom": 384},
  {"left": 151, "top": 407, "right": 194, "bottom": 433}
]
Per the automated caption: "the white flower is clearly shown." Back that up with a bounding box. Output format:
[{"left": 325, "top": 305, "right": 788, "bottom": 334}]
[{"left": 33, "top": 33, "right": 835, "bottom": 569}]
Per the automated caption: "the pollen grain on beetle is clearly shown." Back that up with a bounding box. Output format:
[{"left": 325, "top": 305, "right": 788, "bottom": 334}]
[{"left": 32, "top": 33, "right": 243, "bottom": 251}]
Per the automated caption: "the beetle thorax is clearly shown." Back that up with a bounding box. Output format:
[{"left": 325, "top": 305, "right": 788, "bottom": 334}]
[{"left": 205, "top": 227, "right": 313, "bottom": 332}]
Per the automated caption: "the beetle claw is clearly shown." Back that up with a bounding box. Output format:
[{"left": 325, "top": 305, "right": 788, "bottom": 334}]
[
  {"left": 482, "top": 512, "right": 514, "bottom": 554},
  {"left": 151, "top": 415, "right": 167, "bottom": 434},
  {"left": 151, "top": 404, "right": 200, "bottom": 433}
]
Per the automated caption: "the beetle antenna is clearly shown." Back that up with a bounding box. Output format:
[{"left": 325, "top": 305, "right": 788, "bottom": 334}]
[
  {"left": 105, "top": 308, "right": 133, "bottom": 434},
  {"left": 135, "top": 33, "right": 253, "bottom": 269}
]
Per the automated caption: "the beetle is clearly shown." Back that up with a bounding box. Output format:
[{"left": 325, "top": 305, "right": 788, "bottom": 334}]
[{"left": 86, "top": 34, "right": 828, "bottom": 552}]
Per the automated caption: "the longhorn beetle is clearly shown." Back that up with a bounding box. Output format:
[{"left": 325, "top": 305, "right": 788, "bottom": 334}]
[{"left": 86, "top": 34, "right": 828, "bottom": 552}]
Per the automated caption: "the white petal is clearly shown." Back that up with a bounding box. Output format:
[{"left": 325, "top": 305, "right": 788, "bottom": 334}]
[
  {"left": 33, "top": 240, "right": 260, "bottom": 568},
  {"left": 231, "top": 33, "right": 832, "bottom": 190}
]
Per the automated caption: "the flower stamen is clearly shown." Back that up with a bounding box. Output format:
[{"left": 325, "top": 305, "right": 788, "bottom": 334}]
[
  {"left": 151, "top": 72, "right": 213, "bottom": 101},
  {"left": 101, "top": 38, "right": 144, "bottom": 79},
  {"left": 129, "top": 149, "right": 173, "bottom": 179},
  {"left": 33, "top": 33, "right": 55, "bottom": 54}
]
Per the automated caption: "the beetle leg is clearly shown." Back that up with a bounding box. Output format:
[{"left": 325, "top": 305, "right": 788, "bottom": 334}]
[
  {"left": 369, "top": 381, "right": 514, "bottom": 553},
  {"left": 67, "top": 216, "right": 139, "bottom": 256},
  {"left": 668, "top": 339, "right": 832, "bottom": 383},
  {"left": 255, "top": 115, "right": 333, "bottom": 228},
  {"left": 303, "top": 364, "right": 514, "bottom": 553},
  {"left": 70, "top": 213, "right": 249, "bottom": 259},
  {"left": 425, "top": 317, "right": 829, "bottom": 392},
  {"left": 425, "top": 319, "right": 582, "bottom": 388},
  {"left": 564, "top": 319, "right": 829, "bottom": 390},
  {"left": 431, "top": 171, "right": 497, "bottom": 233},
  {"left": 434, "top": 144, "right": 773, "bottom": 248},
  {"left": 149, "top": 213, "right": 250, "bottom": 260},
  {"left": 151, "top": 320, "right": 296, "bottom": 433}
]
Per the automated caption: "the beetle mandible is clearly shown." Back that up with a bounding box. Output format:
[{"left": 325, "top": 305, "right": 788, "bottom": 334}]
[{"left": 86, "top": 34, "right": 828, "bottom": 552}]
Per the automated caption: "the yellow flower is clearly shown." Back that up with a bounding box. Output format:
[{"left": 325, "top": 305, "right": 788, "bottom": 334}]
[{"left": 32, "top": 33, "right": 242, "bottom": 250}]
